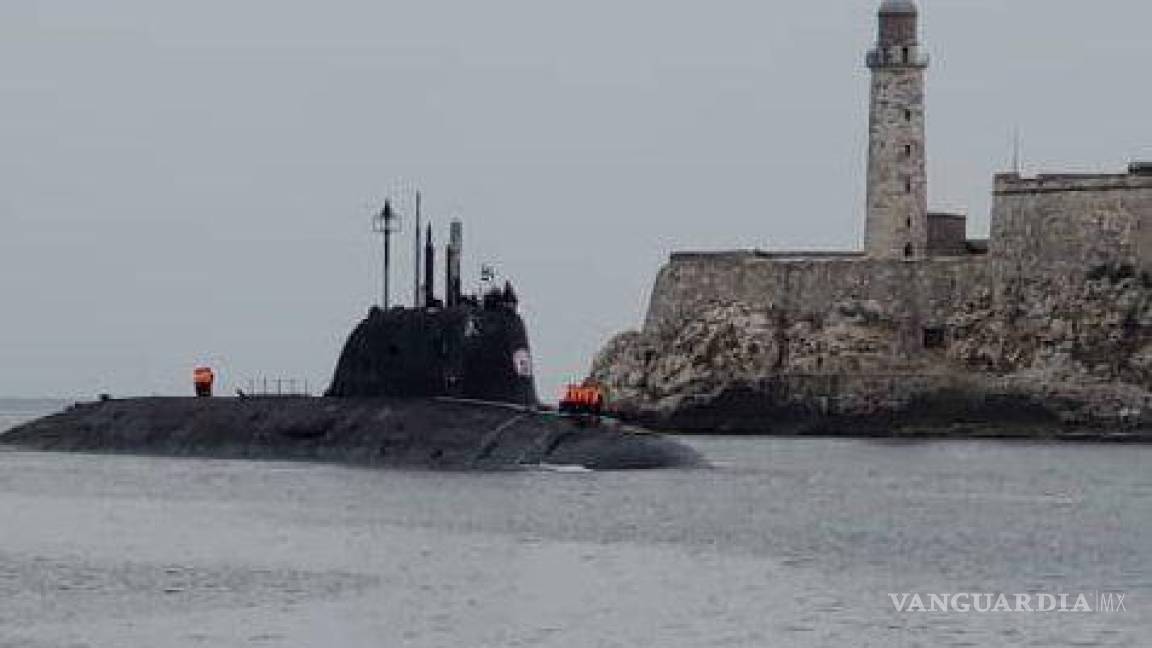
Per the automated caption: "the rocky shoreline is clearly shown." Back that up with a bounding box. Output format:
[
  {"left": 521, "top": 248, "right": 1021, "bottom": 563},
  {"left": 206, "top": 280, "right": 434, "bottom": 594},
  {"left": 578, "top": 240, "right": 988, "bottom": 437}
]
[{"left": 608, "top": 382, "right": 1152, "bottom": 442}]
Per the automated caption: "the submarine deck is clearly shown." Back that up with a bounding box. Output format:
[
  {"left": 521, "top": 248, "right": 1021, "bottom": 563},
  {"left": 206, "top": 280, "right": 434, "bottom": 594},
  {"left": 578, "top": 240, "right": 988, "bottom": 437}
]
[{"left": 0, "top": 397, "right": 705, "bottom": 471}]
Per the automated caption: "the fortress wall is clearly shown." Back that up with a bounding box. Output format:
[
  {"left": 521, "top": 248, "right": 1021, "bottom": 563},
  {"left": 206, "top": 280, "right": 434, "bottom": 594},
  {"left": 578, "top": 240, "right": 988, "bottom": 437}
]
[
  {"left": 990, "top": 172, "right": 1152, "bottom": 275},
  {"left": 643, "top": 174, "right": 1152, "bottom": 336},
  {"left": 644, "top": 253, "right": 992, "bottom": 338},
  {"left": 639, "top": 173, "right": 1152, "bottom": 367},
  {"left": 644, "top": 254, "right": 775, "bottom": 332}
]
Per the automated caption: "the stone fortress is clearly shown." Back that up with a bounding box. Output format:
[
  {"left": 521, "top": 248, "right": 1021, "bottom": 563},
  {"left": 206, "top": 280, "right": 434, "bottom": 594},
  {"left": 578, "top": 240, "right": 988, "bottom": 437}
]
[{"left": 591, "top": 0, "right": 1152, "bottom": 436}]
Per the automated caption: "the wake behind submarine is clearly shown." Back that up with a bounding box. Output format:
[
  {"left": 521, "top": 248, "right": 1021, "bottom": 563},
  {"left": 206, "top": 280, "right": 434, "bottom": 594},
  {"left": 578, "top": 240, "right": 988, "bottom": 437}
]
[{"left": 2, "top": 209, "right": 704, "bottom": 471}]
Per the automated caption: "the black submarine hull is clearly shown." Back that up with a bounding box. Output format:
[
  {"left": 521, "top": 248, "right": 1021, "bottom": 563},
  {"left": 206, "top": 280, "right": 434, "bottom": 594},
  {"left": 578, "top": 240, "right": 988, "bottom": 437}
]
[{"left": 0, "top": 397, "right": 705, "bottom": 470}]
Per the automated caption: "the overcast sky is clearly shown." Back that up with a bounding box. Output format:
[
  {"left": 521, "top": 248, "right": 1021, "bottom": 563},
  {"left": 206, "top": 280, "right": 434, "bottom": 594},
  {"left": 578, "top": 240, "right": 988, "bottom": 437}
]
[{"left": 2, "top": 0, "right": 1150, "bottom": 400}]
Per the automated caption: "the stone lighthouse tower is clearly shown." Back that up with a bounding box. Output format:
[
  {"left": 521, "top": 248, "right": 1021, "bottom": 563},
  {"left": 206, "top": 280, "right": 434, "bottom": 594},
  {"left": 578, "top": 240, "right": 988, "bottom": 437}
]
[{"left": 864, "top": 0, "right": 929, "bottom": 259}]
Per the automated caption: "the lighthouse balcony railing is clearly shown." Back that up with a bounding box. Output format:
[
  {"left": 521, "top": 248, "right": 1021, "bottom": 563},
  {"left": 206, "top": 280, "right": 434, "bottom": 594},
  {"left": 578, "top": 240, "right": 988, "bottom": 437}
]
[{"left": 866, "top": 48, "right": 930, "bottom": 69}]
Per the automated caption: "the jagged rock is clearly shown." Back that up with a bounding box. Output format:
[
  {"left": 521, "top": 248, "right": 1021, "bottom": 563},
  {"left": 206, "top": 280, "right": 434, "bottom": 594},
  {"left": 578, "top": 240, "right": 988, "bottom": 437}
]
[{"left": 590, "top": 273, "right": 1152, "bottom": 437}]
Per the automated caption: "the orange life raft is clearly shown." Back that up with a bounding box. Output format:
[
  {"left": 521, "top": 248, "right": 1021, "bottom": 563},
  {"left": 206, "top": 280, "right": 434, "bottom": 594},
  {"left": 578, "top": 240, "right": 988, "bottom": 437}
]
[{"left": 559, "top": 384, "right": 604, "bottom": 416}]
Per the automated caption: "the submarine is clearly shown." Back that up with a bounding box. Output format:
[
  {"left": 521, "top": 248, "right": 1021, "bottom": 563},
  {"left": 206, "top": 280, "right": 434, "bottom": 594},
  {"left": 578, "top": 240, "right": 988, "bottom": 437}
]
[{"left": 2, "top": 211, "right": 704, "bottom": 471}]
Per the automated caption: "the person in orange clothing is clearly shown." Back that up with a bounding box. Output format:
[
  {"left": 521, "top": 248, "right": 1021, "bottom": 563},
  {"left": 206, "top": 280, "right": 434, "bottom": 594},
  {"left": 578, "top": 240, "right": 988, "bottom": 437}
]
[
  {"left": 590, "top": 387, "right": 604, "bottom": 415},
  {"left": 193, "top": 366, "right": 215, "bottom": 398}
]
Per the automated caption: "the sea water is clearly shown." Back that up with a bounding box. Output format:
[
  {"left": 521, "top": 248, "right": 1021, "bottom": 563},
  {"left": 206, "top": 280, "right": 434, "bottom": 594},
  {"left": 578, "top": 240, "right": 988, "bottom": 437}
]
[{"left": 0, "top": 399, "right": 1149, "bottom": 646}]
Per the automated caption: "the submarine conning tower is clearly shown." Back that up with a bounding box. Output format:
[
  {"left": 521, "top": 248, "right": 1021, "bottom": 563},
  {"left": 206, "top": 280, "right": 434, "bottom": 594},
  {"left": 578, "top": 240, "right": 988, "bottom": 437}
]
[{"left": 326, "top": 219, "right": 538, "bottom": 405}]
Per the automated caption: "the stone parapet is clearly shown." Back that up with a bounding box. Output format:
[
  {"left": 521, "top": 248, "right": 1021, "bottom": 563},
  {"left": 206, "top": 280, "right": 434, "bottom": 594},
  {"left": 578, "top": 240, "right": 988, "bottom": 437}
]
[{"left": 995, "top": 171, "right": 1152, "bottom": 195}]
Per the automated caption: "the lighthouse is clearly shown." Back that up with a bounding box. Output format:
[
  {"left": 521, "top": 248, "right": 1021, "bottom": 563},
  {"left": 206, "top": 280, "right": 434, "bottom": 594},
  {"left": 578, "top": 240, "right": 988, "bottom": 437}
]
[{"left": 864, "top": 0, "right": 930, "bottom": 259}]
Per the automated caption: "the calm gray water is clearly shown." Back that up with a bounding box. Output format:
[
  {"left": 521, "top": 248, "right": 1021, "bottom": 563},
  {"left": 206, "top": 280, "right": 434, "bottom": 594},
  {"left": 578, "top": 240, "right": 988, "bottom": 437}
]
[{"left": 0, "top": 399, "right": 1149, "bottom": 647}]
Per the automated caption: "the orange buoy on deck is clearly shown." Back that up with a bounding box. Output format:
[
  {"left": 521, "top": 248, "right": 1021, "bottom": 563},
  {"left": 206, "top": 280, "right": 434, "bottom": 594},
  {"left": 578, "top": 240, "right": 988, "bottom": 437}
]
[{"left": 193, "top": 366, "right": 215, "bottom": 398}]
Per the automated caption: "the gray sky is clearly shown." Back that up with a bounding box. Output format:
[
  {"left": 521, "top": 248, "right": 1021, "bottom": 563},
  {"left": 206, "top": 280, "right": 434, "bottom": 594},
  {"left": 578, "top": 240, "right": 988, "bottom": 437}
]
[{"left": 2, "top": 0, "right": 1150, "bottom": 400}]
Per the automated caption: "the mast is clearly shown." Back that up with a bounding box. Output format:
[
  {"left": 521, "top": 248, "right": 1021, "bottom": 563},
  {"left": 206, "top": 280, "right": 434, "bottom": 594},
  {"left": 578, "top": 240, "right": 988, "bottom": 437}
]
[
  {"left": 446, "top": 220, "right": 463, "bottom": 307},
  {"left": 413, "top": 191, "right": 422, "bottom": 307},
  {"left": 371, "top": 200, "right": 399, "bottom": 309},
  {"left": 424, "top": 224, "right": 435, "bottom": 307}
]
